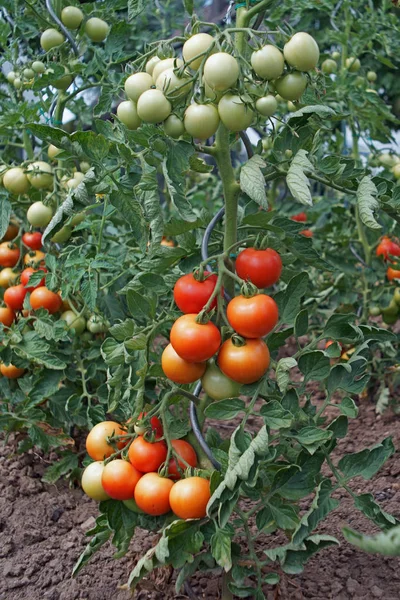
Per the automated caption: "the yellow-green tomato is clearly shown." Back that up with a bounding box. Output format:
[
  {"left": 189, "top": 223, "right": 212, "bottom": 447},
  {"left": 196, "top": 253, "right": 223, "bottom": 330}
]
[
  {"left": 256, "top": 95, "right": 278, "bottom": 117},
  {"left": 48, "top": 144, "right": 61, "bottom": 160},
  {"left": 61, "top": 6, "right": 84, "bottom": 29},
  {"left": 61, "top": 310, "right": 86, "bottom": 334},
  {"left": 80, "top": 161, "right": 91, "bottom": 173},
  {"left": 51, "top": 226, "right": 73, "bottom": 243},
  {"left": 394, "top": 288, "right": 400, "bottom": 306},
  {"left": 251, "top": 45, "right": 284, "bottom": 80},
  {"left": 6, "top": 71, "right": 16, "bottom": 83},
  {"left": 182, "top": 33, "right": 214, "bottom": 70},
  {"left": 13, "top": 78, "right": 22, "bottom": 90},
  {"left": 184, "top": 103, "right": 220, "bottom": 139},
  {"left": 3, "top": 167, "right": 30, "bottom": 194},
  {"left": 378, "top": 153, "right": 398, "bottom": 168},
  {"left": 81, "top": 461, "right": 109, "bottom": 501},
  {"left": 53, "top": 69, "right": 74, "bottom": 91},
  {"left": 287, "top": 101, "right": 297, "bottom": 112},
  {"left": 73, "top": 171, "right": 85, "bottom": 183},
  {"left": 204, "top": 52, "right": 239, "bottom": 91},
  {"left": 201, "top": 363, "right": 241, "bottom": 401},
  {"left": 137, "top": 89, "right": 171, "bottom": 123},
  {"left": 66, "top": 178, "right": 80, "bottom": 190},
  {"left": 124, "top": 72, "right": 153, "bottom": 102},
  {"left": 117, "top": 100, "right": 142, "bottom": 130},
  {"left": 32, "top": 61, "right": 46, "bottom": 74},
  {"left": 346, "top": 57, "right": 361, "bottom": 72},
  {"left": 152, "top": 58, "right": 183, "bottom": 83},
  {"left": 155, "top": 68, "right": 191, "bottom": 98},
  {"left": 69, "top": 211, "right": 86, "bottom": 226},
  {"left": 284, "top": 32, "right": 320, "bottom": 72},
  {"left": 27, "top": 201, "right": 53, "bottom": 227},
  {"left": 367, "top": 71, "right": 377, "bottom": 82},
  {"left": 27, "top": 161, "right": 53, "bottom": 190},
  {"left": 85, "top": 18, "right": 109, "bottom": 42},
  {"left": 392, "top": 164, "right": 400, "bottom": 180},
  {"left": 274, "top": 72, "right": 307, "bottom": 101},
  {"left": 163, "top": 115, "right": 185, "bottom": 138},
  {"left": 331, "top": 51, "right": 340, "bottom": 60},
  {"left": 321, "top": 59, "right": 337, "bottom": 74},
  {"left": 218, "top": 94, "right": 254, "bottom": 131},
  {"left": 40, "top": 28, "right": 65, "bottom": 52},
  {"left": 87, "top": 314, "right": 108, "bottom": 333},
  {"left": 23, "top": 68, "right": 35, "bottom": 80},
  {"left": 145, "top": 56, "right": 161, "bottom": 76}
]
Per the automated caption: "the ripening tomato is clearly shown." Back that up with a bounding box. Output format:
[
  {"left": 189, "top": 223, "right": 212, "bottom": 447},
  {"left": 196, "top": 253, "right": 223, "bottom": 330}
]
[
  {"left": 376, "top": 237, "right": 400, "bottom": 260},
  {"left": 300, "top": 229, "right": 313, "bottom": 238},
  {"left": 170, "top": 314, "right": 221, "bottom": 362},
  {"left": 134, "top": 473, "right": 174, "bottom": 515},
  {"left": 128, "top": 435, "right": 167, "bottom": 473},
  {"left": 218, "top": 338, "right": 270, "bottom": 384},
  {"left": 134, "top": 412, "right": 163, "bottom": 439},
  {"left": 162, "top": 343, "right": 206, "bottom": 384},
  {"left": 201, "top": 363, "right": 241, "bottom": 401},
  {"left": 236, "top": 247, "right": 282, "bottom": 289},
  {"left": 81, "top": 461, "right": 110, "bottom": 501},
  {"left": 4, "top": 284, "right": 27, "bottom": 311},
  {"left": 227, "top": 294, "right": 279, "bottom": 338},
  {"left": 173, "top": 271, "right": 220, "bottom": 314},
  {"left": 387, "top": 267, "right": 400, "bottom": 281},
  {"left": 291, "top": 212, "right": 307, "bottom": 222},
  {"left": 24, "top": 250, "right": 46, "bottom": 266},
  {"left": 0, "top": 363, "right": 25, "bottom": 378},
  {"left": 0, "top": 268, "right": 18, "bottom": 289},
  {"left": 22, "top": 232, "right": 43, "bottom": 250},
  {"left": 86, "top": 421, "right": 126, "bottom": 461},
  {"left": 0, "top": 307, "right": 16, "bottom": 328},
  {"left": 0, "top": 243, "right": 20, "bottom": 268},
  {"left": 2, "top": 221, "right": 19, "bottom": 242},
  {"left": 169, "top": 476, "right": 211, "bottom": 519},
  {"left": 21, "top": 267, "right": 47, "bottom": 291},
  {"left": 101, "top": 459, "right": 142, "bottom": 501},
  {"left": 30, "top": 287, "right": 62, "bottom": 314},
  {"left": 168, "top": 440, "right": 197, "bottom": 480}
]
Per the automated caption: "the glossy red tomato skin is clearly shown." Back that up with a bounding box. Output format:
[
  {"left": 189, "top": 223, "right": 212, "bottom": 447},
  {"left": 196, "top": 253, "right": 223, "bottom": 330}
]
[
  {"left": 20, "top": 267, "right": 47, "bottom": 291},
  {"left": 168, "top": 439, "right": 197, "bottom": 480},
  {"left": 0, "top": 243, "right": 20, "bottom": 268},
  {"left": 0, "top": 307, "right": 16, "bottom": 327},
  {"left": 4, "top": 284, "right": 27, "bottom": 311},
  {"left": 128, "top": 435, "right": 167, "bottom": 473},
  {"left": 173, "top": 271, "right": 220, "bottom": 313},
  {"left": 170, "top": 314, "right": 221, "bottom": 362},
  {"left": 30, "top": 287, "right": 62, "bottom": 314},
  {"left": 300, "top": 229, "right": 313, "bottom": 238},
  {"left": 134, "top": 473, "right": 174, "bottom": 515},
  {"left": 101, "top": 459, "right": 142, "bottom": 500},
  {"left": 135, "top": 412, "right": 163, "bottom": 439},
  {"left": 22, "top": 232, "right": 43, "bottom": 250},
  {"left": 377, "top": 237, "right": 400, "bottom": 260},
  {"left": 161, "top": 343, "right": 206, "bottom": 384},
  {"left": 169, "top": 476, "right": 211, "bottom": 519},
  {"left": 218, "top": 338, "right": 270, "bottom": 384},
  {"left": 227, "top": 294, "right": 279, "bottom": 338},
  {"left": 235, "top": 248, "right": 282, "bottom": 289},
  {"left": 291, "top": 212, "right": 307, "bottom": 222},
  {"left": 387, "top": 267, "right": 400, "bottom": 281}
]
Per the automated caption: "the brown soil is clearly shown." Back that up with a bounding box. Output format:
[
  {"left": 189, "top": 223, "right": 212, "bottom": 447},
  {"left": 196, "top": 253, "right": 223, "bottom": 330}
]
[{"left": 0, "top": 400, "right": 399, "bottom": 600}]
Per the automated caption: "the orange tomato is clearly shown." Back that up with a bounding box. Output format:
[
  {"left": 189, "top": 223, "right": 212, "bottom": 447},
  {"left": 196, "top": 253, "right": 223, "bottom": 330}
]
[
  {"left": 0, "top": 363, "right": 25, "bottom": 379},
  {"left": 0, "top": 242, "right": 20, "bottom": 268},
  {"left": 168, "top": 439, "right": 197, "bottom": 480},
  {"left": 0, "top": 307, "right": 16, "bottom": 327},
  {"left": 169, "top": 476, "right": 211, "bottom": 519},
  {"left": 300, "top": 229, "right": 313, "bottom": 237},
  {"left": 170, "top": 313, "right": 221, "bottom": 362},
  {"left": 86, "top": 421, "right": 126, "bottom": 461},
  {"left": 387, "top": 267, "right": 400, "bottom": 281},
  {"left": 1, "top": 222, "right": 19, "bottom": 242},
  {"left": 134, "top": 473, "right": 174, "bottom": 516},
  {"left": 161, "top": 343, "right": 206, "bottom": 384},
  {"left": 128, "top": 435, "right": 167, "bottom": 473},
  {"left": 30, "top": 287, "right": 62, "bottom": 314},
  {"left": 218, "top": 337, "right": 270, "bottom": 384},
  {"left": 101, "top": 459, "right": 142, "bottom": 500},
  {"left": 24, "top": 250, "right": 46, "bottom": 266},
  {"left": 227, "top": 294, "right": 279, "bottom": 338}
]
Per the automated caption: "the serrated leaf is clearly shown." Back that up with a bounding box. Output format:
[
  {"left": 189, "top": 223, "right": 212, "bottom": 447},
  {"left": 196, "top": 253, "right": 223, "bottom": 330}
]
[
  {"left": 294, "top": 309, "right": 308, "bottom": 337},
  {"left": 42, "top": 453, "right": 78, "bottom": 484},
  {"left": 128, "top": 0, "right": 145, "bottom": 19},
  {"left": 298, "top": 351, "right": 331, "bottom": 382},
  {"left": 260, "top": 401, "right": 294, "bottom": 429},
  {"left": 338, "top": 437, "right": 395, "bottom": 481},
  {"left": 275, "top": 358, "right": 297, "bottom": 394},
  {"left": 205, "top": 398, "right": 246, "bottom": 420},
  {"left": 211, "top": 528, "right": 232, "bottom": 571},
  {"left": 286, "top": 150, "right": 313, "bottom": 206},
  {"left": 0, "top": 197, "right": 11, "bottom": 240},
  {"left": 240, "top": 155, "right": 268, "bottom": 208},
  {"left": 275, "top": 272, "right": 309, "bottom": 324},
  {"left": 110, "top": 191, "right": 147, "bottom": 253},
  {"left": 81, "top": 271, "right": 98, "bottom": 311},
  {"left": 288, "top": 105, "right": 335, "bottom": 121},
  {"left": 353, "top": 493, "right": 397, "bottom": 529},
  {"left": 357, "top": 176, "right": 381, "bottom": 230},
  {"left": 73, "top": 515, "right": 111, "bottom": 577},
  {"left": 343, "top": 525, "right": 400, "bottom": 556}
]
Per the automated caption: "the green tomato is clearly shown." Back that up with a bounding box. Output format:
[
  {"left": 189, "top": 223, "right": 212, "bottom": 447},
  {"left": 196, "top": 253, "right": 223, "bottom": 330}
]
[
  {"left": 69, "top": 211, "right": 86, "bottom": 226},
  {"left": 321, "top": 59, "right": 337, "bottom": 75},
  {"left": 145, "top": 56, "right": 161, "bottom": 76},
  {"left": 81, "top": 462, "right": 109, "bottom": 501},
  {"left": 85, "top": 17, "right": 109, "bottom": 42},
  {"left": 285, "top": 149, "right": 293, "bottom": 159},
  {"left": 283, "top": 32, "right": 320, "bottom": 72},
  {"left": 40, "top": 28, "right": 65, "bottom": 52},
  {"left": 27, "top": 201, "right": 53, "bottom": 227},
  {"left": 383, "top": 299, "right": 399, "bottom": 317},
  {"left": 382, "top": 310, "right": 398, "bottom": 325},
  {"left": 61, "top": 310, "right": 86, "bottom": 334},
  {"left": 367, "top": 71, "right": 377, "bottom": 82},
  {"left": 13, "top": 77, "right": 22, "bottom": 90},
  {"left": 137, "top": 89, "right": 171, "bottom": 123},
  {"left": 61, "top": 6, "right": 84, "bottom": 29},
  {"left": 27, "top": 161, "right": 53, "bottom": 190},
  {"left": 80, "top": 161, "right": 91, "bottom": 173},
  {"left": 51, "top": 226, "right": 73, "bottom": 243},
  {"left": 182, "top": 33, "right": 214, "bottom": 70},
  {"left": 184, "top": 103, "right": 220, "bottom": 139},
  {"left": 251, "top": 45, "right": 284, "bottom": 80},
  {"left": 274, "top": 72, "right": 307, "bottom": 101},
  {"left": 218, "top": 94, "right": 254, "bottom": 132},
  {"left": 117, "top": 100, "right": 142, "bottom": 130},
  {"left": 152, "top": 58, "right": 183, "bottom": 83},
  {"left": 6, "top": 71, "right": 16, "bottom": 83},
  {"left": 201, "top": 363, "right": 241, "bottom": 401},
  {"left": 346, "top": 57, "right": 361, "bottom": 72},
  {"left": 255, "top": 95, "right": 278, "bottom": 117},
  {"left": 124, "top": 72, "right": 153, "bottom": 102},
  {"left": 48, "top": 144, "right": 61, "bottom": 160},
  {"left": 163, "top": 115, "right": 185, "bottom": 138},
  {"left": 393, "top": 288, "right": 400, "bottom": 306},
  {"left": 393, "top": 164, "right": 400, "bottom": 180},
  {"left": 3, "top": 167, "right": 30, "bottom": 195},
  {"left": 32, "top": 61, "right": 46, "bottom": 74},
  {"left": 369, "top": 305, "right": 381, "bottom": 316},
  {"left": 23, "top": 68, "right": 35, "bottom": 79},
  {"left": 203, "top": 52, "right": 239, "bottom": 91},
  {"left": 378, "top": 153, "right": 398, "bottom": 169},
  {"left": 123, "top": 498, "right": 145, "bottom": 514},
  {"left": 155, "top": 68, "right": 192, "bottom": 99},
  {"left": 87, "top": 314, "right": 108, "bottom": 333},
  {"left": 53, "top": 69, "right": 74, "bottom": 91},
  {"left": 331, "top": 51, "right": 340, "bottom": 60},
  {"left": 287, "top": 101, "right": 297, "bottom": 112}
]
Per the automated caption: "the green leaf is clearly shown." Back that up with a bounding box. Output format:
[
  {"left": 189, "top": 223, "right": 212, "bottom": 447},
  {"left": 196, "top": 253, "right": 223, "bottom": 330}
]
[
  {"left": 126, "top": 289, "right": 152, "bottom": 321},
  {"left": 269, "top": 502, "right": 299, "bottom": 530},
  {"left": 73, "top": 515, "right": 111, "bottom": 577},
  {"left": 265, "top": 535, "right": 339, "bottom": 575},
  {"left": 211, "top": 528, "right": 232, "bottom": 571},
  {"left": 292, "top": 479, "right": 339, "bottom": 545},
  {"left": 275, "top": 357, "right": 297, "bottom": 393},
  {"left": 376, "top": 386, "right": 390, "bottom": 415},
  {"left": 275, "top": 272, "right": 309, "bottom": 324},
  {"left": 288, "top": 105, "right": 336, "bottom": 121},
  {"left": 42, "top": 453, "right": 79, "bottom": 484},
  {"left": 353, "top": 493, "right": 397, "bottom": 529},
  {"left": 298, "top": 351, "right": 331, "bottom": 382},
  {"left": 128, "top": 0, "right": 145, "bottom": 19},
  {"left": 357, "top": 176, "right": 381, "bottom": 230},
  {"left": 81, "top": 270, "right": 98, "bottom": 312},
  {"left": 343, "top": 525, "right": 400, "bottom": 556},
  {"left": 110, "top": 191, "right": 147, "bottom": 253},
  {"left": 125, "top": 333, "right": 147, "bottom": 351},
  {"left": 338, "top": 437, "right": 395, "bottom": 481},
  {"left": 339, "top": 397, "right": 359, "bottom": 418},
  {"left": 286, "top": 149, "right": 313, "bottom": 206},
  {"left": 294, "top": 309, "right": 308, "bottom": 337},
  {"left": 240, "top": 155, "right": 268, "bottom": 209},
  {"left": 264, "top": 573, "right": 280, "bottom": 585},
  {"left": 104, "top": 501, "right": 138, "bottom": 557},
  {"left": 0, "top": 197, "right": 11, "bottom": 240},
  {"left": 323, "top": 313, "right": 363, "bottom": 344},
  {"left": 260, "top": 401, "right": 294, "bottom": 429},
  {"left": 327, "top": 359, "right": 369, "bottom": 395},
  {"left": 205, "top": 398, "right": 246, "bottom": 420},
  {"left": 293, "top": 427, "right": 333, "bottom": 454}
]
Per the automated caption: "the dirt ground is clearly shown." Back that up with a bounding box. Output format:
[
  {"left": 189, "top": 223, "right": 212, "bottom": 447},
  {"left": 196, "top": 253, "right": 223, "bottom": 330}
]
[{"left": 0, "top": 398, "right": 399, "bottom": 600}]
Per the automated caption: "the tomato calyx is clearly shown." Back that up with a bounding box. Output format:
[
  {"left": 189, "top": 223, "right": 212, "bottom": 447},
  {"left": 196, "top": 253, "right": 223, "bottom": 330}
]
[
  {"left": 231, "top": 334, "right": 247, "bottom": 347},
  {"left": 240, "top": 280, "right": 259, "bottom": 298},
  {"left": 192, "top": 266, "right": 206, "bottom": 282},
  {"left": 195, "top": 308, "right": 216, "bottom": 325}
]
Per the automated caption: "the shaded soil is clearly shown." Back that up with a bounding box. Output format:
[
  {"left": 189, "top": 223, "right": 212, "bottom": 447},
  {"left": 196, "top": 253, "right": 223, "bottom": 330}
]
[{"left": 0, "top": 399, "right": 399, "bottom": 600}]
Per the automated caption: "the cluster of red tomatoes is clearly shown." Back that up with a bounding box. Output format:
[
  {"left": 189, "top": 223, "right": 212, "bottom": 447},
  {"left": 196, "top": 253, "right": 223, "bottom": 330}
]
[
  {"left": 162, "top": 246, "right": 282, "bottom": 388},
  {"left": 82, "top": 417, "right": 211, "bottom": 520},
  {"left": 376, "top": 236, "right": 400, "bottom": 281}
]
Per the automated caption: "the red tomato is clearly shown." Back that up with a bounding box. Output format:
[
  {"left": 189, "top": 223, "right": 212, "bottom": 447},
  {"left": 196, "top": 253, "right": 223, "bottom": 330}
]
[
  {"left": 4, "top": 284, "right": 27, "bottom": 311},
  {"left": 170, "top": 314, "right": 221, "bottom": 362},
  {"left": 235, "top": 248, "right": 282, "bottom": 288},
  {"left": 161, "top": 343, "right": 206, "bottom": 384},
  {"left": 0, "top": 307, "right": 16, "bottom": 328},
  {"left": 227, "top": 294, "right": 279, "bottom": 338},
  {"left": 30, "top": 286, "right": 62, "bottom": 314},
  {"left": 128, "top": 435, "right": 167, "bottom": 473},
  {"left": 22, "top": 232, "right": 43, "bottom": 250},
  {"left": 101, "top": 459, "right": 142, "bottom": 500},
  {"left": 387, "top": 267, "right": 400, "bottom": 281},
  {"left": 168, "top": 440, "right": 197, "bottom": 480},
  {"left": 134, "top": 473, "right": 174, "bottom": 515},
  {"left": 169, "top": 476, "right": 211, "bottom": 519},
  {"left": 0, "top": 363, "right": 25, "bottom": 379},
  {"left": 377, "top": 237, "right": 400, "bottom": 260},
  {"left": 173, "top": 271, "right": 220, "bottom": 313},
  {"left": 0, "top": 242, "right": 20, "bottom": 268},
  {"left": 20, "top": 267, "right": 47, "bottom": 291},
  {"left": 218, "top": 337, "right": 270, "bottom": 384},
  {"left": 291, "top": 212, "right": 307, "bottom": 222},
  {"left": 86, "top": 421, "right": 126, "bottom": 461},
  {"left": 134, "top": 412, "right": 163, "bottom": 439},
  {"left": 300, "top": 229, "right": 313, "bottom": 237}
]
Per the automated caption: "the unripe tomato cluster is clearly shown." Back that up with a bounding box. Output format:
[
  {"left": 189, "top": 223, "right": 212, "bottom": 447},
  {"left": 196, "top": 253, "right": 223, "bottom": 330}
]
[
  {"left": 116, "top": 31, "right": 320, "bottom": 136},
  {"left": 40, "top": 8, "right": 109, "bottom": 51},
  {"left": 82, "top": 417, "right": 211, "bottom": 520}
]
